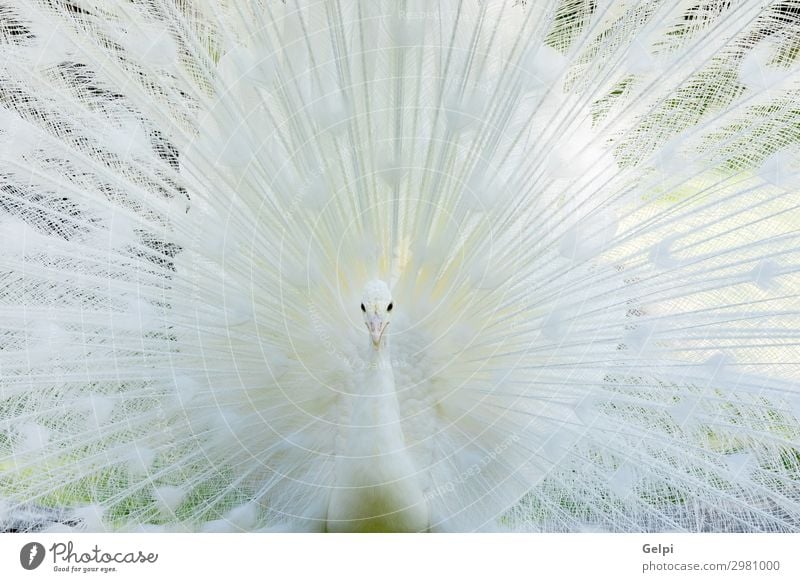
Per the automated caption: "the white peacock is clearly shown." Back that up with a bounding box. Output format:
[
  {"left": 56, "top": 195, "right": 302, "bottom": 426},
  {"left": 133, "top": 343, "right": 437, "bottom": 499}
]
[{"left": 0, "top": 0, "right": 799, "bottom": 533}]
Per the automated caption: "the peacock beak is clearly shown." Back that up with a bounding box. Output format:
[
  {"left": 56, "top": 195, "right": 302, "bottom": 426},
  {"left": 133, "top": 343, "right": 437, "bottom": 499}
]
[{"left": 366, "top": 316, "right": 388, "bottom": 348}]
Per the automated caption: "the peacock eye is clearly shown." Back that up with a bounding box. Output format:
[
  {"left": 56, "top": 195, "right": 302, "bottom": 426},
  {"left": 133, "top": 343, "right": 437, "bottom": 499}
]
[
  {"left": 387, "top": 302, "right": 393, "bottom": 311},
  {"left": 360, "top": 303, "right": 366, "bottom": 312}
]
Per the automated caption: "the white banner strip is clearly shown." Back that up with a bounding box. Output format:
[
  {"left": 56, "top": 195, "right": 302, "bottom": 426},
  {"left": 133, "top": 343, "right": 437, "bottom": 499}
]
[{"left": 1, "top": 533, "right": 797, "bottom": 581}]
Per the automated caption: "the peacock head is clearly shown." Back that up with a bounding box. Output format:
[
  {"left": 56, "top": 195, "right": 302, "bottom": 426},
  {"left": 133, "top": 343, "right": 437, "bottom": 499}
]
[{"left": 360, "top": 280, "right": 393, "bottom": 349}]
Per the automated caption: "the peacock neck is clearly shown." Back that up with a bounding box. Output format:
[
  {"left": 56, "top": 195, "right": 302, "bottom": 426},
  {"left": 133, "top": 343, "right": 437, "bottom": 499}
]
[
  {"left": 346, "top": 342, "right": 404, "bottom": 452},
  {"left": 326, "top": 337, "right": 429, "bottom": 532}
]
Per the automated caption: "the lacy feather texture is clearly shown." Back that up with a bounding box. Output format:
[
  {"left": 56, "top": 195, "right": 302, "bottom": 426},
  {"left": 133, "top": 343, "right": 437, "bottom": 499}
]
[{"left": 0, "top": 0, "right": 799, "bottom": 532}]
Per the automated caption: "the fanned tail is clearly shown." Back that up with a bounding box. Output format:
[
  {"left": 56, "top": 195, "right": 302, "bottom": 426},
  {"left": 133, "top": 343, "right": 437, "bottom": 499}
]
[{"left": 0, "top": 0, "right": 799, "bottom": 532}]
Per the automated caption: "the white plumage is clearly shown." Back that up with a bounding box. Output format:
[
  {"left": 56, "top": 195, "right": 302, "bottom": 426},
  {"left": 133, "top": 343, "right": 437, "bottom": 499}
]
[{"left": 1, "top": 0, "right": 800, "bottom": 532}]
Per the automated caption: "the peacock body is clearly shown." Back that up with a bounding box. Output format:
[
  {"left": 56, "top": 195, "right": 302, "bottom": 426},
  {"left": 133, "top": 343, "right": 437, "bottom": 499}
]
[{"left": 1, "top": 0, "right": 800, "bottom": 532}]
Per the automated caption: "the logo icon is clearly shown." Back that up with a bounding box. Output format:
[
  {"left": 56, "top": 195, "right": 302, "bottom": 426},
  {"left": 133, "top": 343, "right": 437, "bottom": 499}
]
[{"left": 20, "top": 542, "right": 46, "bottom": 570}]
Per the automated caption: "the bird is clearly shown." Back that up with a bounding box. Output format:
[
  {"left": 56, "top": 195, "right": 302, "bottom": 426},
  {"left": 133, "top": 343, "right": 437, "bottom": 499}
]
[{"left": 1, "top": 0, "right": 800, "bottom": 533}]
